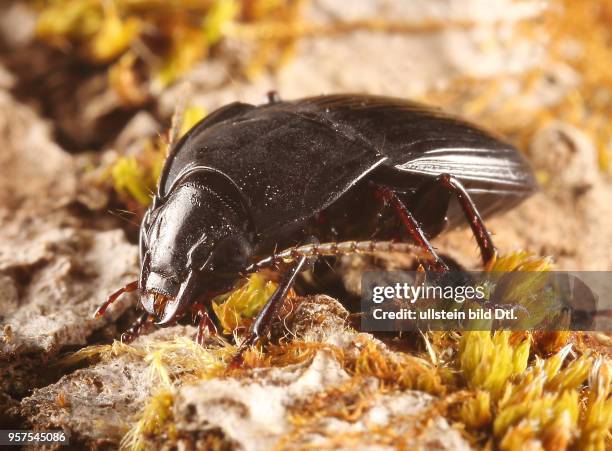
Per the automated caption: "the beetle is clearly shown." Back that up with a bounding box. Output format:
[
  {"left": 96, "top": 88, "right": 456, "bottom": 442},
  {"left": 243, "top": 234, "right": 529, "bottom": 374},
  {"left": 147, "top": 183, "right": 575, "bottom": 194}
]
[{"left": 95, "top": 93, "right": 537, "bottom": 353}]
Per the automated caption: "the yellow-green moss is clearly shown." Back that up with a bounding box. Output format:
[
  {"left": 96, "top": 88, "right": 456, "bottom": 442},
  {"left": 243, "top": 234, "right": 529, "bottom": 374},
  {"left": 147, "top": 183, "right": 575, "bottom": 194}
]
[
  {"left": 35, "top": 0, "right": 306, "bottom": 90},
  {"left": 109, "top": 104, "right": 206, "bottom": 207},
  {"left": 212, "top": 273, "right": 279, "bottom": 334}
]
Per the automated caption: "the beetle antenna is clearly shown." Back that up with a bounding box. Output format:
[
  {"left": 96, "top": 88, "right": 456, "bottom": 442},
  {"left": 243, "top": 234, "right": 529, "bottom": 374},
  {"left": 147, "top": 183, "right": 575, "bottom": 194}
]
[
  {"left": 106, "top": 209, "right": 141, "bottom": 228},
  {"left": 244, "top": 240, "right": 429, "bottom": 273},
  {"left": 167, "top": 100, "right": 185, "bottom": 157}
]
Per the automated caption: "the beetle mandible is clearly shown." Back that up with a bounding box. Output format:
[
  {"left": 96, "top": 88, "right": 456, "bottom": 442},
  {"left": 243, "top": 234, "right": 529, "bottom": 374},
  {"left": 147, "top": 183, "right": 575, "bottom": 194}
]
[{"left": 95, "top": 93, "right": 537, "bottom": 354}]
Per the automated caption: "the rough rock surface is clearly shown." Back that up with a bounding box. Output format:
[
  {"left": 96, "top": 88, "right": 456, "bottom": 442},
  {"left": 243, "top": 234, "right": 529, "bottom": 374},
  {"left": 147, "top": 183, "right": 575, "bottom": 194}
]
[
  {"left": 172, "top": 353, "right": 468, "bottom": 451},
  {"left": 19, "top": 299, "right": 471, "bottom": 450},
  {"left": 0, "top": 57, "right": 138, "bottom": 401},
  {"left": 0, "top": 90, "right": 76, "bottom": 211},
  {"left": 20, "top": 326, "right": 195, "bottom": 446},
  {"left": 0, "top": 219, "right": 138, "bottom": 358}
]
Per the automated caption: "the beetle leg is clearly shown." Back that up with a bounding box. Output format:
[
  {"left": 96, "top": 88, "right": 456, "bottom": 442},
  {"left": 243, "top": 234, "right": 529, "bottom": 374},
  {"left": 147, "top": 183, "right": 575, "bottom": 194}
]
[
  {"left": 121, "top": 312, "right": 153, "bottom": 343},
  {"left": 267, "top": 90, "right": 281, "bottom": 104},
  {"left": 230, "top": 255, "right": 309, "bottom": 368},
  {"left": 406, "top": 173, "right": 497, "bottom": 266},
  {"left": 94, "top": 280, "right": 139, "bottom": 318},
  {"left": 408, "top": 179, "right": 452, "bottom": 240},
  {"left": 375, "top": 186, "right": 449, "bottom": 272},
  {"left": 436, "top": 174, "right": 497, "bottom": 265},
  {"left": 193, "top": 303, "right": 218, "bottom": 345}
]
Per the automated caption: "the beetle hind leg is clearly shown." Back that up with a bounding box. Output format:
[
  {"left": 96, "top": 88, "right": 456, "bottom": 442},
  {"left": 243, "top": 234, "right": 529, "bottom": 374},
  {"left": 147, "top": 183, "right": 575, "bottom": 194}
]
[
  {"left": 121, "top": 311, "right": 154, "bottom": 343},
  {"left": 438, "top": 174, "right": 497, "bottom": 265},
  {"left": 411, "top": 174, "right": 497, "bottom": 266}
]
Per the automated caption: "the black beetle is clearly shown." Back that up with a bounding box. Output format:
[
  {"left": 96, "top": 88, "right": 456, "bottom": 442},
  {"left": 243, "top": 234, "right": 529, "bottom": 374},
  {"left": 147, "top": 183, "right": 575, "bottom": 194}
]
[{"left": 96, "top": 93, "right": 537, "bottom": 352}]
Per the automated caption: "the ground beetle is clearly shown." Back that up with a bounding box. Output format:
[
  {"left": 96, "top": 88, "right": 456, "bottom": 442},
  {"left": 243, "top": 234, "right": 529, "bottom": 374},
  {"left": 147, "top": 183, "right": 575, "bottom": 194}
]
[{"left": 95, "top": 93, "right": 537, "bottom": 355}]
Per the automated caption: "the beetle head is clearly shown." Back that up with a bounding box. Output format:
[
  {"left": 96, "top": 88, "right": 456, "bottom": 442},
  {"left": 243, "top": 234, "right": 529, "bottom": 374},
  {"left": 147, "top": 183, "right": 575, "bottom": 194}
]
[{"left": 139, "top": 176, "right": 253, "bottom": 325}]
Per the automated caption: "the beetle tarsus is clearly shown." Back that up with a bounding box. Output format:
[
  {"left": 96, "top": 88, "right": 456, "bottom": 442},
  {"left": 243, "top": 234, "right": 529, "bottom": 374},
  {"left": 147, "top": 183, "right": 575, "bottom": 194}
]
[
  {"left": 266, "top": 90, "right": 281, "bottom": 104},
  {"left": 120, "top": 311, "right": 152, "bottom": 343},
  {"left": 194, "top": 305, "right": 218, "bottom": 345},
  {"left": 94, "top": 280, "right": 139, "bottom": 318}
]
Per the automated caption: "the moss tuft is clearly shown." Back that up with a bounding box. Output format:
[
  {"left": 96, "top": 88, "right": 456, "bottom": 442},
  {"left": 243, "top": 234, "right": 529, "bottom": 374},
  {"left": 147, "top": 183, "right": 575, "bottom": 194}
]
[{"left": 212, "top": 273, "right": 279, "bottom": 334}]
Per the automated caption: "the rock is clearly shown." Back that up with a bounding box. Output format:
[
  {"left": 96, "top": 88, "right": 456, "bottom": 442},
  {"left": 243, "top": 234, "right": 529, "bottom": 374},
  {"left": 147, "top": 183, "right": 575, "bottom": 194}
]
[
  {"left": 286, "top": 294, "right": 349, "bottom": 342},
  {"left": 0, "top": 2, "right": 36, "bottom": 49},
  {"left": 172, "top": 351, "right": 469, "bottom": 451},
  {"left": 173, "top": 352, "right": 350, "bottom": 450},
  {"left": 20, "top": 326, "right": 194, "bottom": 446},
  {"left": 0, "top": 213, "right": 138, "bottom": 395},
  {"left": 16, "top": 294, "right": 469, "bottom": 450},
  {"left": 113, "top": 111, "right": 161, "bottom": 155},
  {"left": 0, "top": 90, "right": 77, "bottom": 210},
  {"left": 530, "top": 121, "right": 600, "bottom": 197},
  {"left": 288, "top": 389, "right": 470, "bottom": 451}
]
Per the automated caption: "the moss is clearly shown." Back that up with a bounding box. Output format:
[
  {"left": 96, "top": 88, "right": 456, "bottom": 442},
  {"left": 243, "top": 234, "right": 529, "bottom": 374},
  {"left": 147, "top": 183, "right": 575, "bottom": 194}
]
[
  {"left": 108, "top": 104, "right": 206, "bottom": 207},
  {"left": 493, "top": 346, "right": 588, "bottom": 450},
  {"left": 121, "top": 388, "right": 176, "bottom": 451},
  {"left": 110, "top": 155, "right": 158, "bottom": 207},
  {"left": 62, "top": 250, "right": 609, "bottom": 450},
  {"left": 212, "top": 273, "right": 279, "bottom": 334},
  {"left": 577, "top": 359, "right": 612, "bottom": 451},
  {"left": 459, "top": 331, "right": 531, "bottom": 400},
  {"left": 35, "top": 0, "right": 307, "bottom": 90},
  {"left": 346, "top": 335, "right": 447, "bottom": 395}
]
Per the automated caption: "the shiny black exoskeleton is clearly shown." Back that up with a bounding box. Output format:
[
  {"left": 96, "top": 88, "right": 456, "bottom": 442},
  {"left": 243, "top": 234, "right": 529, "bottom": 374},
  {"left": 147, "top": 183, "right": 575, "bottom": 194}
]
[{"left": 97, "top": 94, "right": 537, "bottom": 350}]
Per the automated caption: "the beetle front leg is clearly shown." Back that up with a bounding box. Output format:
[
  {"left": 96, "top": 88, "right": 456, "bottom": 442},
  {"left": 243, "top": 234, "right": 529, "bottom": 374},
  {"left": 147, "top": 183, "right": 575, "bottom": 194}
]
[
  {"left": 121, "top": 311, "right": 154, "bottom": 343},
  {"left": 230, "top": 255, "right": 309, "bottom": 368},
  {"left": 192, "top": 302, "right": 219, "bottom": 345},
  {"left": 375, "top": 186, "right": 449, "bottom": 272}
]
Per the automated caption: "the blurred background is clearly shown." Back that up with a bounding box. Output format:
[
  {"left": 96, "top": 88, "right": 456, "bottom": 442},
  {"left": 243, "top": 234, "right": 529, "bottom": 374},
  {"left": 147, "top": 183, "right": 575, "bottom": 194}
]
[
  {"left": 0, "top": 0, "right": 611, "bottom": 268},
  {"left": 1, "top": 0, "right": 611, "bottom": 274}
]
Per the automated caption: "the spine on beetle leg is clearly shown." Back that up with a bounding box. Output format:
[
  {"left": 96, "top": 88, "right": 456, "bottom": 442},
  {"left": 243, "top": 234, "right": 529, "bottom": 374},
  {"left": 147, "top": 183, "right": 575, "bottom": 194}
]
[{"left": 244, "top": 240, "right": 428, "bottom": 273}]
